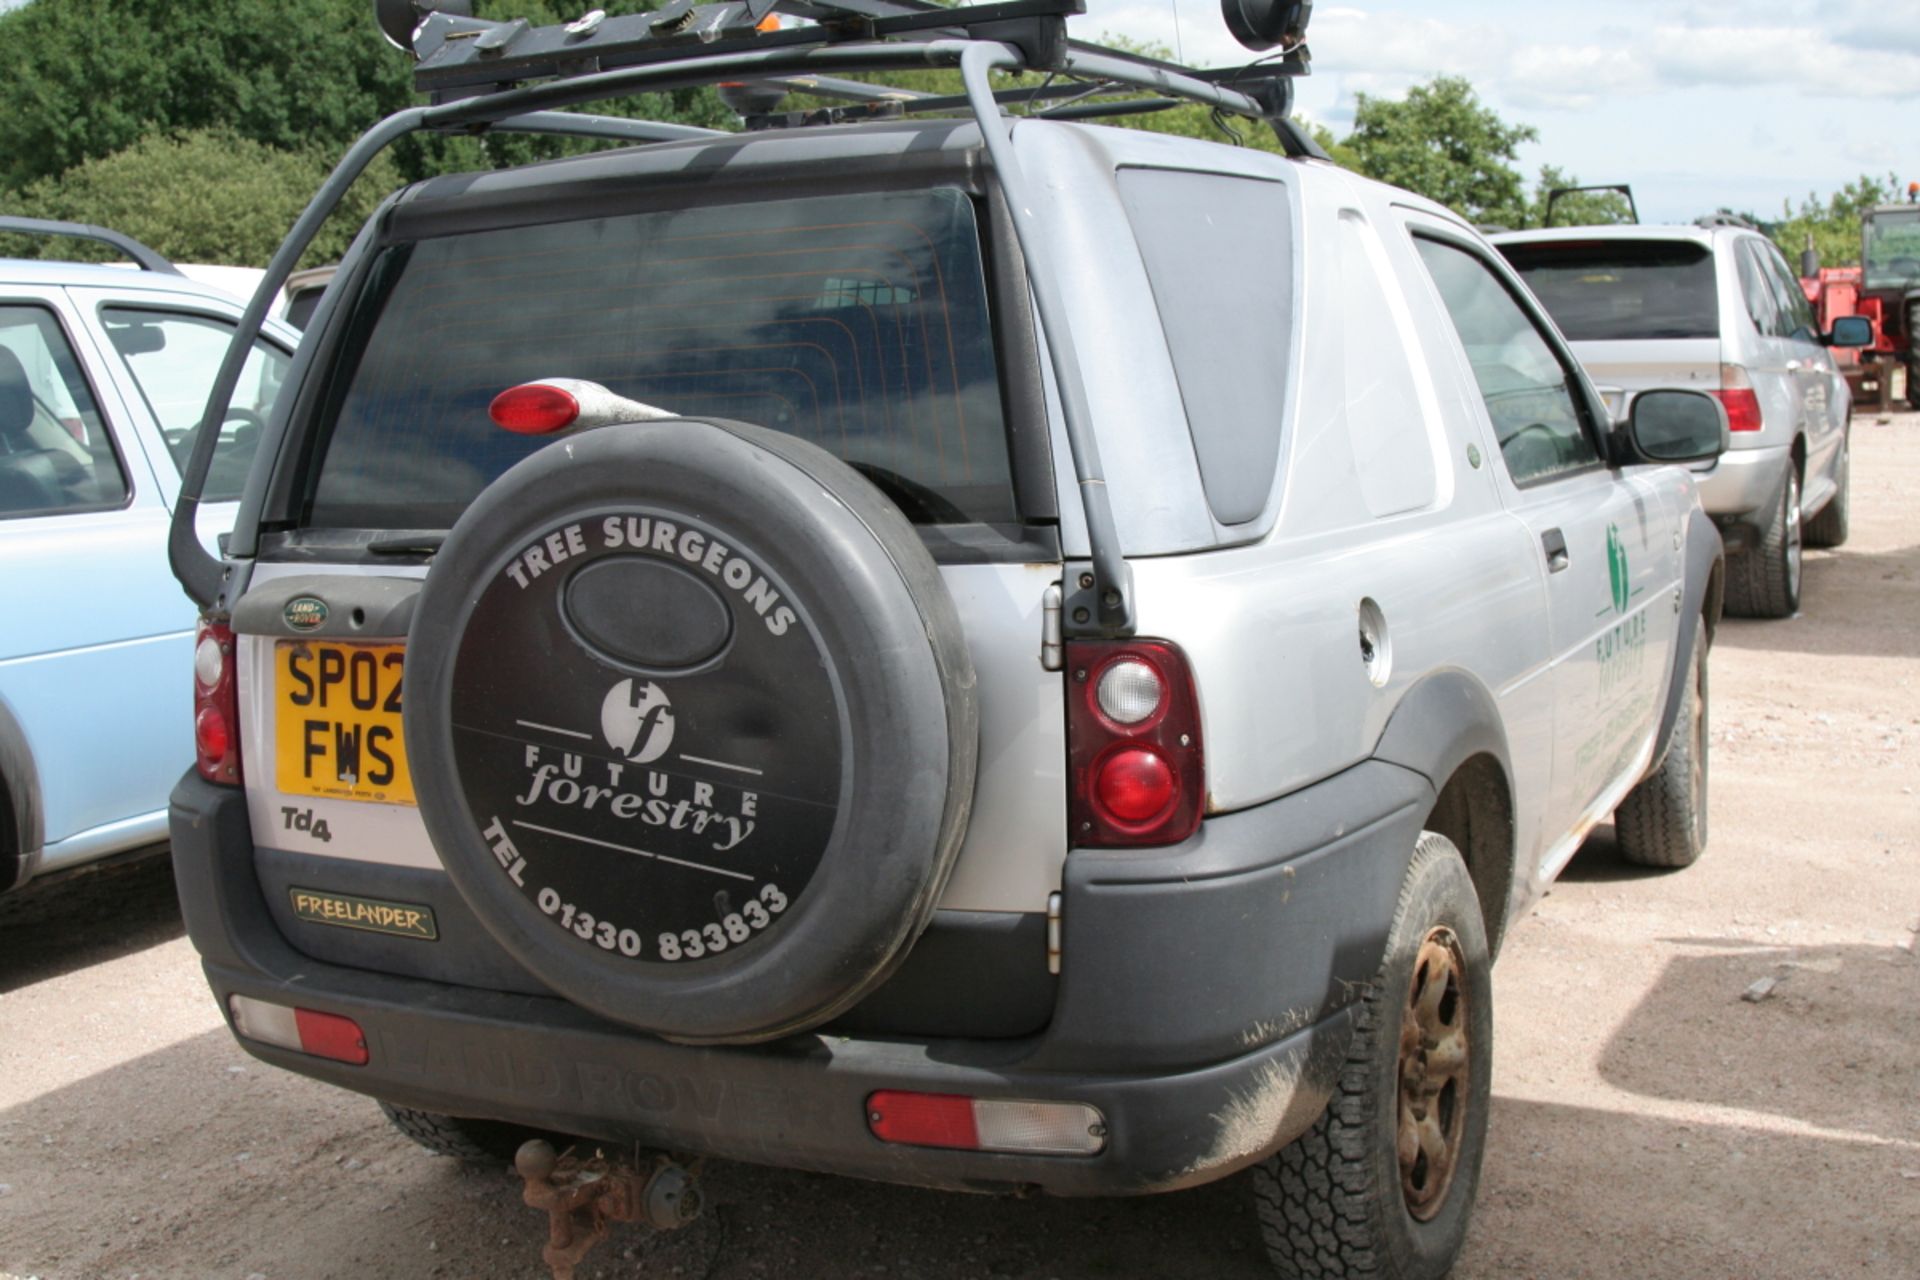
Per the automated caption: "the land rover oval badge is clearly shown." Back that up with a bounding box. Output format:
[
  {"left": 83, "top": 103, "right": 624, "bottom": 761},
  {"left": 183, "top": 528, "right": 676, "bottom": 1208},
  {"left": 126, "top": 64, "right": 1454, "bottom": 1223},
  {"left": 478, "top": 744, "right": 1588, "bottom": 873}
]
[{"left": 285, "top": 596, "right": 329, "bottom": 632}]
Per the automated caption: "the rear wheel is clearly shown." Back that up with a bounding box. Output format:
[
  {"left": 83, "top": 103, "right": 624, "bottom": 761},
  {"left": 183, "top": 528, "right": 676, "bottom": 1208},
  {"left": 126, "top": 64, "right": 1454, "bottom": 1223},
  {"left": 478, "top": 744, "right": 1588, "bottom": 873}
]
[
  {"left": 1803, "top": 440, "right": 1849, "bottom": 549},
  {"left": 1724, "top": 467, "right": 1800, "bottom": 619},
  {"left": 379, "top": 1101, "right": 541, "bottom": 1163},
  {"left": 1615, "top": 617, "right": 1710, "bottom": 869},
  {"left": 1250, "top": 832, "right": 1492, "bottom": 1280}
]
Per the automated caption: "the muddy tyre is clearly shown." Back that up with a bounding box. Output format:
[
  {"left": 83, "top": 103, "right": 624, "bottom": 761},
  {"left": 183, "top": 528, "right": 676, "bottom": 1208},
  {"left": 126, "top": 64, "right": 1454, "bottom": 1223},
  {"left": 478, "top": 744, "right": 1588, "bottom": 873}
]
[
  {"left": 1803, "top": 441, "right": 1849, "bottom": 549},
  {"left": 1724, "top": 467, "right": 1801, "bottom": 619},
  {"left": 379, "top": 1101, "right": 535, "bottom": 1163},
  {"left": 405, "top": 417, "right": 977, "bottom": 1045},
  {"left": 1615, "top": 618, "right": 1710, "bottom": 869},
  {"left": 1250, "top": 832, "right": 1492, "bottom": 1280}
]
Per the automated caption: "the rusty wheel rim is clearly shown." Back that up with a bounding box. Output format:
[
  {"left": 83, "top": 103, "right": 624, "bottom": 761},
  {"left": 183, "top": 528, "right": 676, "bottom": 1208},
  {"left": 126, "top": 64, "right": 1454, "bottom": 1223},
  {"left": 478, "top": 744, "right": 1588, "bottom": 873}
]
[{"left": 1397, "top": 926, "right": 1469, "bottom": 1221}]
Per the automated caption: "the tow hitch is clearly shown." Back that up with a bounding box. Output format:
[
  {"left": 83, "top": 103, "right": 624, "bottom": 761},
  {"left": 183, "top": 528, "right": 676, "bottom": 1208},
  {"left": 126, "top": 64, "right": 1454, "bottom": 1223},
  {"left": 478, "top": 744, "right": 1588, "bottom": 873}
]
[{"left": 514, "top": 1138, "right": 704, "bottom": 1279}]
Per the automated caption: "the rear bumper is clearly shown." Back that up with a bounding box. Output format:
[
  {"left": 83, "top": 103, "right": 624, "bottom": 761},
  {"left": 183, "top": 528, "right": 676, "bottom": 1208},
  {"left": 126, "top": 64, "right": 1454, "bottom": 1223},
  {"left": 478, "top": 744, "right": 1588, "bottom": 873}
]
[
  {"left": 170, "top": 759, "right": 1433, "bottom": 1196},
  {"left": 1694, "top": 444, "right": 1789, "bottom": 547}
]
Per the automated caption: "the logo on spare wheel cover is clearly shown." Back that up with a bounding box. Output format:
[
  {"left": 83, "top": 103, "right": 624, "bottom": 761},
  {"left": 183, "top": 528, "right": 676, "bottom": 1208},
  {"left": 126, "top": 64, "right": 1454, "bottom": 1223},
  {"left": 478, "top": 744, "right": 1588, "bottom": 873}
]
[
  {"left": 601, "top": 678, "right": 676, "bottom": 763},
  {"left": 285, "top": 596, "right": 329, "bottom": 632}
]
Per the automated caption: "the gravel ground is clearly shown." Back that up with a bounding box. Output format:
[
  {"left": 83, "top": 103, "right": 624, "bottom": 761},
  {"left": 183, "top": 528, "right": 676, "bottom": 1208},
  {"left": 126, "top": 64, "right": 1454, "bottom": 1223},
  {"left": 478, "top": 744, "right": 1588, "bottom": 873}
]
[{"left": 3, "top": 415, "right": 1917, "bottom": 1280}]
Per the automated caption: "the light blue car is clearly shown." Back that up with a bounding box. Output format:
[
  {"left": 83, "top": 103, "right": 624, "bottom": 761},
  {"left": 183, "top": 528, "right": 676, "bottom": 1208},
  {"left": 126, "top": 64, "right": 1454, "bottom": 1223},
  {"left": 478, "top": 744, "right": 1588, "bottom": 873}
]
[{"left": 0, "top": 219, "right": 296, "bottom": 896}]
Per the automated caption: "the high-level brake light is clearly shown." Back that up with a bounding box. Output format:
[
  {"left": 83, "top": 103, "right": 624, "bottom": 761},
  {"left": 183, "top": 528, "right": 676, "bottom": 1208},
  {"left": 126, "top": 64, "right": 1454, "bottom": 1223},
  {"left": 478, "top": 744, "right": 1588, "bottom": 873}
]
[{"left": 490, "top": 383, "right": 580, "bottom": 434}]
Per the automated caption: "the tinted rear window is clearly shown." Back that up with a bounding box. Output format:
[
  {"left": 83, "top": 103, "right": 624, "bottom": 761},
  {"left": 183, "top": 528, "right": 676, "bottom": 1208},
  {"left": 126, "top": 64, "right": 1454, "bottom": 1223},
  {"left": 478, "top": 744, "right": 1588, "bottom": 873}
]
[
  {"left": 1498, "top": 240, "right": 1719, "bottom": 341},
  {"left": 306, "top": 188, "right": 1014, "bottom": 529}
]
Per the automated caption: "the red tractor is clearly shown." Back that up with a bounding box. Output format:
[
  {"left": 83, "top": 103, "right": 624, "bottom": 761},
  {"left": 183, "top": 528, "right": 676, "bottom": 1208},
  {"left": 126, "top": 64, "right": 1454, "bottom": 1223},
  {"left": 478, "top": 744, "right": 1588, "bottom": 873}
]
[{"left": 1802, "top": 182, "right": 1920, "bottom": 412}]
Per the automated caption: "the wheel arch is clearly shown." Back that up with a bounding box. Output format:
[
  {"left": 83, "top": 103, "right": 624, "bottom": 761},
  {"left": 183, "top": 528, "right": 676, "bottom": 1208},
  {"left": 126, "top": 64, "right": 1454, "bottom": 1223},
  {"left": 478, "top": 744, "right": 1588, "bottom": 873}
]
[
  {"left": 1647, "top": 507, "right": 1725, "bottom": 780},
  {"left": 0, "top": 693, "right": 44, "bottom": 893},
  {"left": 1370, "top": 669, "right": 1517, "bottom": 954}
]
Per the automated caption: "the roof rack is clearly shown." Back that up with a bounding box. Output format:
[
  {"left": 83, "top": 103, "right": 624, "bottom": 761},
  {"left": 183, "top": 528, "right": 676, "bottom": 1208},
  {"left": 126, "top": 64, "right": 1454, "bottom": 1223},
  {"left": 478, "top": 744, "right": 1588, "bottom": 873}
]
[
  {"left": 1695, "top": 212, "right": 1758, "bottom": 231},
  {"left": 172, "top": 0, "right": 1322, "bottom": 639},
  {"left": 0, "top": 216, "right": 182, "bottom": 274}
]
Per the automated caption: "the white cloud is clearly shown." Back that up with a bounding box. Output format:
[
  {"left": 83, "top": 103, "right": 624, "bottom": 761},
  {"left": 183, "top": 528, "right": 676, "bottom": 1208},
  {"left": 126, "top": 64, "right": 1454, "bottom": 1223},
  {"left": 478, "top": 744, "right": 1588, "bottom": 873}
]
[{"left": 1647, "top": 23, "right": 1920, "bottom": 98}]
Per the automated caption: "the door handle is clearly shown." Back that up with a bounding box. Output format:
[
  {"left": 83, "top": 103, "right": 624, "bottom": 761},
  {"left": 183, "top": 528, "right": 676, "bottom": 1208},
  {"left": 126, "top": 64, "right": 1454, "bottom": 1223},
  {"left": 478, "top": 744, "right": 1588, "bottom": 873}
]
[{"left": 1542, "top": 527, "right": 1569, "bottom": 573}]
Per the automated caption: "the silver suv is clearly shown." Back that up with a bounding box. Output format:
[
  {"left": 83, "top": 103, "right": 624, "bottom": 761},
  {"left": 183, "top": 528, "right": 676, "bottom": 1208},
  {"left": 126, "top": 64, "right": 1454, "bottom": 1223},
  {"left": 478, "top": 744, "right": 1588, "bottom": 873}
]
[
  {"left": 165, "top": 5, "right": 1730, "bottom": 1277},
  {"left": 1495, "top": 221, "right": 1872, "bottom": 618}
]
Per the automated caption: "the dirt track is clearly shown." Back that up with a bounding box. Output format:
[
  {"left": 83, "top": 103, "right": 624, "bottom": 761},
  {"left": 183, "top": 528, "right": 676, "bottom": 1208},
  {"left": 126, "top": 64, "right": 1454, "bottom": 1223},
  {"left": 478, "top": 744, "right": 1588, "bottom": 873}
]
[{"left": 3, "top": 417, "right": 1917, "bottom": 1280}]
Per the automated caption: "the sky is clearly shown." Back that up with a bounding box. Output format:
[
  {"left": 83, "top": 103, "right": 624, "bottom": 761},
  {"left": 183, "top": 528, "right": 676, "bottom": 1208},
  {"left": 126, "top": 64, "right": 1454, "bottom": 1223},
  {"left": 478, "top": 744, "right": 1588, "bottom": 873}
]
[{"left": 1075, "top": 0, "right": 1920, "bottom": 222}]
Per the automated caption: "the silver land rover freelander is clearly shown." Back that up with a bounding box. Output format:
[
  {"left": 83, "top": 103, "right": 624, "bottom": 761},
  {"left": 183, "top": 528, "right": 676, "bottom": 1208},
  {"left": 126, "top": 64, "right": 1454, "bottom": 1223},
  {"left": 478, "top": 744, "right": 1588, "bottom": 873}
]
[{"left": 166, "top": 3, "right": 1731, "bottom": 1276}]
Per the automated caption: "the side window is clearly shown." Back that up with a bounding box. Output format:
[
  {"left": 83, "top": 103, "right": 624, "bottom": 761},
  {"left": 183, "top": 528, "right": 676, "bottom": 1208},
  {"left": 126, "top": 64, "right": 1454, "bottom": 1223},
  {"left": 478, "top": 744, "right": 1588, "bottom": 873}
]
[
  {"left": 1117, "top": 168, "right": 1294, "bottom": 526},
  {"left": 1413, "top": 237, "right": 1600, "bottom": 485},
  {"left": 100, "top": 308, "right": 290, "bottom": 502},
  {"left": 1736, "top": 242, "right": 1784, "bottom": 337},
  {"left": 1759, "top": 244, "right": 1817, "bottom": 340},
  {"left": 0, "top": 305, "right": 129, "bottom": 519}
]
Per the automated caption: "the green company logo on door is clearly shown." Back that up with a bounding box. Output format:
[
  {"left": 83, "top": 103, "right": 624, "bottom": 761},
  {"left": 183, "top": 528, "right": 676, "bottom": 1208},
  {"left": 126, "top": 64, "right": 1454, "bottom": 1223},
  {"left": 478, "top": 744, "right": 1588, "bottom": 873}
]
[{"left": 1606, "top": 524, "right": 1630, "bottom": 615}]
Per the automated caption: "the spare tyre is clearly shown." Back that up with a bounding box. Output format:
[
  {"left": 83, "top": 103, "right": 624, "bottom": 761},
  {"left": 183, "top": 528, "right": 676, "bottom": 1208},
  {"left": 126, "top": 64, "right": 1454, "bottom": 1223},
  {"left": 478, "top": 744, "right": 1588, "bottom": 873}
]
[{"left": 404, "top": 417, "right": 978, "bottom": 1044}]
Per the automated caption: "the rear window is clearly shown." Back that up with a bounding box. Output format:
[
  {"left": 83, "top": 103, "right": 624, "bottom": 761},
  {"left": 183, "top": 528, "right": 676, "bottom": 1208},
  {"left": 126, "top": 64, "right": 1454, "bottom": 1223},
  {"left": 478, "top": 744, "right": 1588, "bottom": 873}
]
[
  {"left": 1498, "top": 240, "right": 1719, "bottom": 341},
  {"left": 306, "top": 188, "right": 1015, "bottom": 529}
]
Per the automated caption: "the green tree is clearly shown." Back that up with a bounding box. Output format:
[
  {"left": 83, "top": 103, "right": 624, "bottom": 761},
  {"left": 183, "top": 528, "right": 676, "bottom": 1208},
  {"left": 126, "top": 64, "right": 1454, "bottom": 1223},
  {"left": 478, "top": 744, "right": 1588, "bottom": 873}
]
[
  {"left": 1768, "top": 174, "right": 1901, "bottom": 271},
  {"left": 0, "top": 0, "right": 731, "bottom": 193},
  {"left": 0, "top": 130, "right": 402, "bottom": 266},
  {"left": 1342, "top": 76, "right": 1536, "bottom": 225}
]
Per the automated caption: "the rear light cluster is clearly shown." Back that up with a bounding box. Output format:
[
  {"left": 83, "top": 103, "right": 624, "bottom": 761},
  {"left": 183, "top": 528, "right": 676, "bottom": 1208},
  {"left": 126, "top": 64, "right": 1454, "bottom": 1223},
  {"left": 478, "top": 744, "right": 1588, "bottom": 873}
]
[
  {"left": 1713, "top": 364, "right": 1764, "bottom": 433},
  {"left": 193, "top": 618, "right": 242, "bottom": 785},
  {"left": 228, "top": 995, "right": 368, "bottom": 1066},
  {"left": 866, "top": 1091, "right": 1106, "bottom": 1156},
  {"left": 1066, "top": 640, "right": 1204, "bottom": 847}
]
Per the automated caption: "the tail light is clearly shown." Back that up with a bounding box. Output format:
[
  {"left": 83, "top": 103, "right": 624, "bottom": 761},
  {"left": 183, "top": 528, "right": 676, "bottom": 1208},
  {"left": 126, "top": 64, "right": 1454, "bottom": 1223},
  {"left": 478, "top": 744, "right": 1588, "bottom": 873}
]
[
  {"left": 1066, "top": 640, "right": 1204, "bottom": 847},
  {"left": 193, "top": 617, "right": 242, "bottom": 785},
  {"left": 1712, "top": 364, "right": 1764, "bottom": 433}
]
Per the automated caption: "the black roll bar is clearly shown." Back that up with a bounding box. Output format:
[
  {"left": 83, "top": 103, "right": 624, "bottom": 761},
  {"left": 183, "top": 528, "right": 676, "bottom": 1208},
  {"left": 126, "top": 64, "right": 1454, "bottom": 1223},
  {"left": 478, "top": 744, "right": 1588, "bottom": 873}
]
[{"left": 170, "top": 8, "right": 1317, "bottom": 633}]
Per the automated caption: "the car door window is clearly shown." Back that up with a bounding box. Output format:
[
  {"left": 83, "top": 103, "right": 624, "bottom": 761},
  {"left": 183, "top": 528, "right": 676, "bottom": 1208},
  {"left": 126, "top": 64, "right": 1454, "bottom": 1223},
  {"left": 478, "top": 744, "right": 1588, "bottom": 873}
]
[
  {"left": 1413, "top": 236, "right": 1600, "bottom": 485},
  {"left": 0, "top": 305, "right": 129, "bottom": 518},
  {"left": 1758, "top": 244, "right": 1817, "bottom": 342},
  {"left": 100, "top": 307, "right": 289, "bottom": 502},
  {"left": 1736, "top": 242, "right": 1785, "bottom": 338}
]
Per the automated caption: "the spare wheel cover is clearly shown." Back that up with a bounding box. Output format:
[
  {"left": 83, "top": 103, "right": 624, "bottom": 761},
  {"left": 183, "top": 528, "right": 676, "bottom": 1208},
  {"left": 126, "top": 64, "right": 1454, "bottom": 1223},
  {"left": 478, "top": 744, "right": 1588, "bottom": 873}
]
[{"left": 405, "top": 418, "right": 978, "bottom": 1044}]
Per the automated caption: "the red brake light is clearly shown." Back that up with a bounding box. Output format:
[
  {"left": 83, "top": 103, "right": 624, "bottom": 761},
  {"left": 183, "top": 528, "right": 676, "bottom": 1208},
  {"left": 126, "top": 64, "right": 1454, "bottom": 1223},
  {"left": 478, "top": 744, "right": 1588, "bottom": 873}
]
[
  {"left": 1067, "top": 640, "right": 1203, "bottom": 847},
  {"left": 1095, "top": 747, "right": 1175, "bottom": 823},
  {"left": 489, "top": 383, "right": 580, "bottom": 434},
  {"left": 1712, "top": 388, "right": 1763, "bottom": 432},
  {"left": 193, "top": 618, "right": 242, "bottom": 785}
]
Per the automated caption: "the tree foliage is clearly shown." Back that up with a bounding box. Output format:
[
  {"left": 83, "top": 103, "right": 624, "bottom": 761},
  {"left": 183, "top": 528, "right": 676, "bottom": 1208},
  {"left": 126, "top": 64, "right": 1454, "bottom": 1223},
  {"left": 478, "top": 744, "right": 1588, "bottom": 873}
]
[
  {"left": 1342, "top": 76, "right": 1537, "bottom": 226},
  {"left": 0, "top": 130, "right": 401, "bottom": 267},
  {"left": 1766, "top": 174, "right": 1904, "bottom": 271},
  {"left": 0, "top": 0, "right": 731, "bottom": 195}
]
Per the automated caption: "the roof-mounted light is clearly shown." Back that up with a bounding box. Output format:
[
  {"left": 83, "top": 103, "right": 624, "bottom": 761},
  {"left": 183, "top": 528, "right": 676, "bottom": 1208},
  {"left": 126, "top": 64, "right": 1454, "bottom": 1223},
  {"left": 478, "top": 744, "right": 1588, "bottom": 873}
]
[
  {"left": 1222, "top": 0, "right": 1312, "bottom": 52},
  {"left": 374, "top": 0, "right": 473, "bottom": 53}
]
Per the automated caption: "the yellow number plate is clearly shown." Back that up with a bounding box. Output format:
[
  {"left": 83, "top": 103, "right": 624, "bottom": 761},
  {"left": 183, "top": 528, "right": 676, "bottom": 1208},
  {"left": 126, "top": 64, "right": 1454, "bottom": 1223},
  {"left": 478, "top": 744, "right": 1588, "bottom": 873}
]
[{"left": 274, "top": 641, "right": 414, "bottom": 805}]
